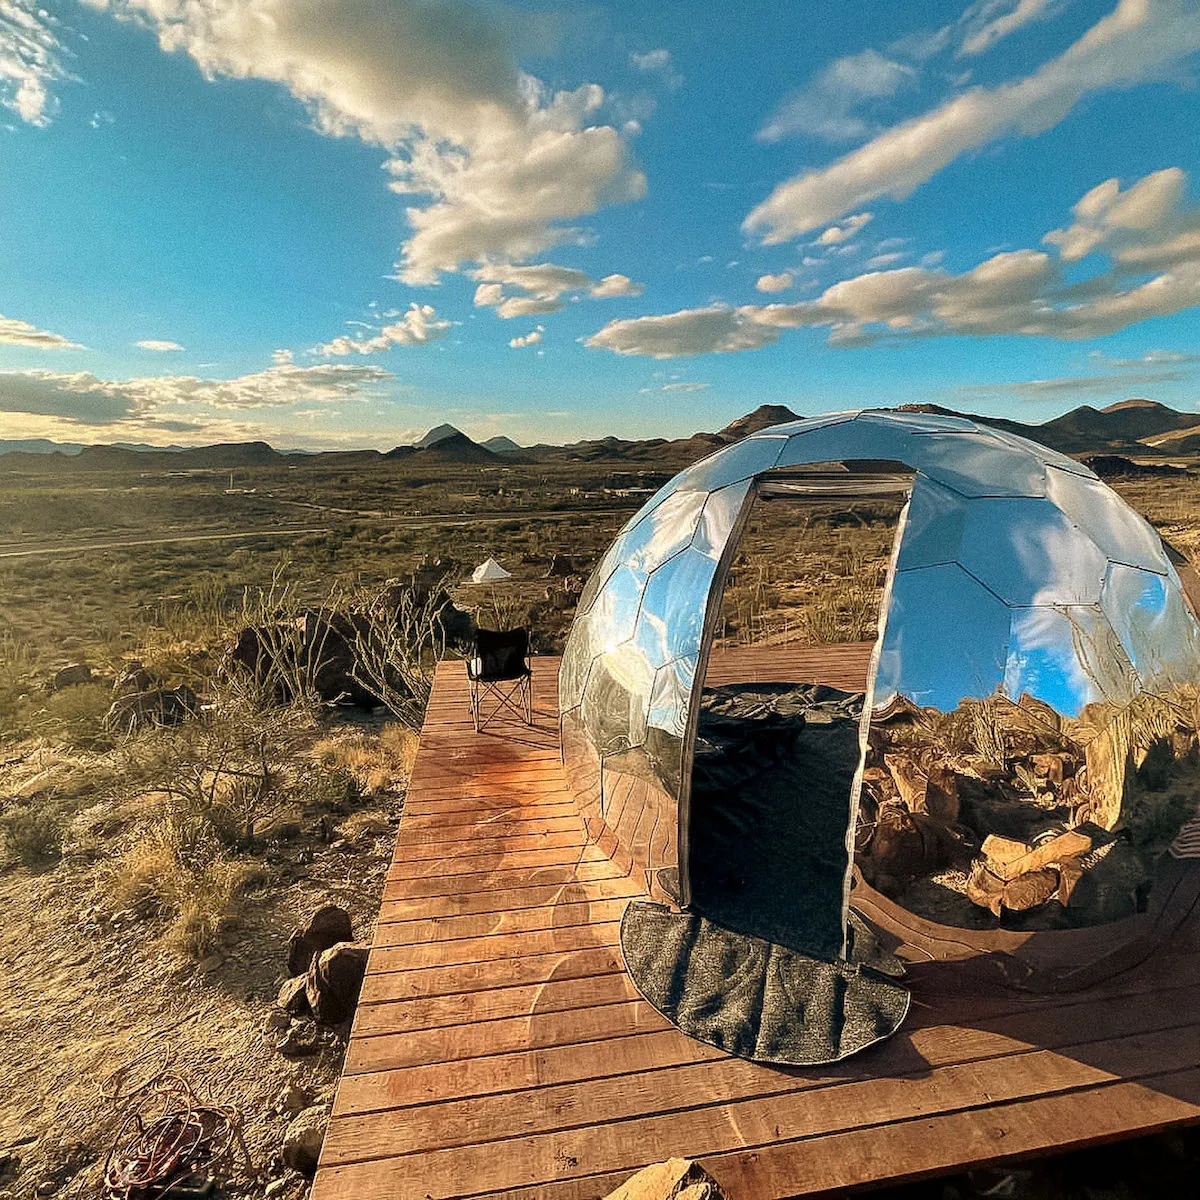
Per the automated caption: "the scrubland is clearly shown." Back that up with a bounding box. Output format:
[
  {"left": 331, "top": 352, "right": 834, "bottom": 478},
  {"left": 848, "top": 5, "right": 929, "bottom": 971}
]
[{"left": 2, "top": 453, "right": 1200, "bottom": 1198}]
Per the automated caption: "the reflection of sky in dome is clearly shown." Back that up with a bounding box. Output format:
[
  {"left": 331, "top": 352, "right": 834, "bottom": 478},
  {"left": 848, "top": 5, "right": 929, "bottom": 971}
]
[
  {"left": 624, "top": 489, "right": 707, "bottom": 577},
  {"left": 1004, "top": 607, "right": 1136, "bottom": 716},
  {"left": 648, "top": 657, "right": 694, "bottom": 736},
  {"left": 592, "top": 566, "right": 643, "bottom": 651}
]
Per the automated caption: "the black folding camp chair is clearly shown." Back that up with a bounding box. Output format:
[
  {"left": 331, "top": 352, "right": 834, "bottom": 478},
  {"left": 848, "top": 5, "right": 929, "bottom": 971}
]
[{"left": 466, "top": 627, "right": 533, "bottom": 732}]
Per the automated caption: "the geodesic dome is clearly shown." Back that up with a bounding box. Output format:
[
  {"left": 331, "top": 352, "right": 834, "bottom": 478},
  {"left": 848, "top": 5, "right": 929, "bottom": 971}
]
[{"left": 559, "top": 410, "right": 1200, "bottom": 1022}]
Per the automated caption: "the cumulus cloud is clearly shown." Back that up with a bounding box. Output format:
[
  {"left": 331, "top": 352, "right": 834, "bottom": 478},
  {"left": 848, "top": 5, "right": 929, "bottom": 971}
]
[
  {"left": 509, "top": 325, "right": 544, "bottom": 349},
  {"left": 959, "top": 0, "right": 1055, "bottom": 57},
  {"left": 758, "top": 49, "right": 916, "bottom": 143},
  {"left": 136, "top": 339, "right": 184, "bottom": 352},
  {"left": 272, "top": 348, "right": 294, "bottom": 365},
  {"left": 0, "top": 362, "right": 392, "bottom": 425},
  {"left": 584, "top": 306, "right": 782, "bottom": 358},
  {"left": 756, "top": 272, "right": 795, "bottom": 293},
  {"left": 84, "top": 1, "right": 645, "bottom": 283},
  {"left": 471, "top": 261, "right": 643, "bottom": 317},
  {"left": 590, "top": 273, "right": 644, "bottom": 298},
  {"left": 0, "top": 1, "right": 67, "bottom": 125},
  {"left": 744, "top": 0, "right": 1200, "bottom": 243},
  {"left": 591, "top": 167, "right": 1200, "bottom": 356},
  {"left": 310, "top": 303, "right": 451, "bottom": 355},
  {"left": 0, "top": 312, "right": 83, "bottom": 350},
  {"left": 816, "top": 213, "right": 874, "bottom": 245}
]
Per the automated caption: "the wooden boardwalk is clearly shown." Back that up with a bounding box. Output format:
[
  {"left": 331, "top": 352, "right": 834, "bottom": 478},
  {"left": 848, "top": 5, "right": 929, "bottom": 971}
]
[{"left": 311, "top": 646, "right": 1200, "bottom": 1200}]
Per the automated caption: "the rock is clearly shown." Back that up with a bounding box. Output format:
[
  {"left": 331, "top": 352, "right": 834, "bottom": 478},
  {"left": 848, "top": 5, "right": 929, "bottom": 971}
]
[
  {"left": 196, "top": 954, "right": 223, "bottom": 973},
  {"left": 105, "top": 685, "right": 198, "bottom": 733},
  {"left": 275, "top": 1083, "right": 309, "bottom": 1118},
  {"left": 603, "top": 1158, "right": 727, "bottom": 1200},
  {"left": 544, "top": 552, "right": 577, "bottom": 577},
  {"left": 287, "top": 905, "right": 353, "bottom": 976},
  {"left": 111, "top": 660, "right": 156, "bottom": 698},
  {"left": 265, "top": 1179, "right": 289, "bottom": 1198},
  {"left": 305, "top": 942, "right": 369, "bottom": 1024},
  {"left": 264, "top": 1009, "right": 292, "bottom": 1034},
  {"left": 276, "top": 1019, "right": 322, "bottom": 1058},
  {"left": 282, "top": 1106, "right": 328, "bottom": 1176},
  {"left": 51, "top": 663, "right": 92, "bottom": 692},
  {"left": 278, "top": 975, "right": 311, "bottom": 1016}
]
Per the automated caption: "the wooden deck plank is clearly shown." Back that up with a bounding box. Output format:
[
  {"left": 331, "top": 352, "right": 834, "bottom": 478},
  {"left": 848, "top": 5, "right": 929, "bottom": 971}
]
[{"left": 313, "top": 647, "right": 1200, "bottom": 1200}]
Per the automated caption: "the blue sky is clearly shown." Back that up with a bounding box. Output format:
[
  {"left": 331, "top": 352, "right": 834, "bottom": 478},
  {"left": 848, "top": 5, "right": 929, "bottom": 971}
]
[{"left": 2, "top": 0, "right": 1200, "bottom": 449}]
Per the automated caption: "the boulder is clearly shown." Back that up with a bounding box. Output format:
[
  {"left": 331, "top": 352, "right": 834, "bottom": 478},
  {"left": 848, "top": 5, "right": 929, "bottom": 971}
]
[
  {"left": 277, "top": 975, "right": 310, "bottom": 1016},
  {"left": 104, "top": 685, "right": 198, "bottom": 733},
  {"left": 51, "top": 664, "right": 92, "bottom": 692},
  {"left": 287, "top": 905, "right": 353, "bottom": 976},
  {"left": 305, "top": 942, "right": 369, "bottom": 1024},
  {"left": 281, "top": 1105, "right": 328, "bottom": 1175},
  {"left": 603, "top": 1158, "right": 727, "bottom": 1200}
]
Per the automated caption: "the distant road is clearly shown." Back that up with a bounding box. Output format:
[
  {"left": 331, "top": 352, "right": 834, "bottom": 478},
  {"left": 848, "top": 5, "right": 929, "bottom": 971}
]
[{"left": 0, "top": 506, "right": 638, "bottom": 560}]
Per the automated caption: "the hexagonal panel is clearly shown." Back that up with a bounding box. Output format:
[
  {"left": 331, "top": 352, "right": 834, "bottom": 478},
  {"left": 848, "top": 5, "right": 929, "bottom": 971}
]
[
  {"left": 1045, "top": 466, "right": 1171, "bottom": 575},
  {"left": 1101, "top": 561, "right": 1200, "bottom": 692},
  {"left": 557, "top": 610, "right": 595, "bottom": 711},
  {"left": 983, "top": 427, "right": 1097, "bottom": 479},
  {"left": 638, "top": 547, "right": 720, "bottom": 666},
  {"left": 895, "top": 476, "right": 971, "bottom": 571},
  {"left": 580, "top": 644, "right": 654, "bottom": 756},
  {"left": 909, "top": 432, "right": 1049, "bottom": 498},
  {"left": 746, "top": 410, "right": 862, "bottom": 438},
  {"left": 692, "top": 479, "right": 753, "bottom": 561},
  {"left": 589, "top": 564, "right": 645, "bottom": 651},
  {"left": 857, "top": 409, "right": 979, "bottom": 434},
  {"left": 875, "top": 563, "right": 1011, "bottom": 711},
  {"left": 1004, "top": 604, "right": 1137, "bottom": 716},
  {"left": 775, "top": 416, "right": 923, "bottom": 469},
  {"left": 683, "top": 433, "right": 787, "bottom": 492},
  {"left": 956, "top": 498, "right": 1108, "bottom": 606},
  {"left": 621, "top": 488, "right": 708, "bottom": 579},
  {"left": 647, "top": 655, "right": 695, "bottom": 738}
]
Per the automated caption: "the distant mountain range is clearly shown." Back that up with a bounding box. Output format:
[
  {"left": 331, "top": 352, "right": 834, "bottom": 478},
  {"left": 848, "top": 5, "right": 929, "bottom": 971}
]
[{"left": 4, "top": 398, "right": 1200, "bottom": 471}]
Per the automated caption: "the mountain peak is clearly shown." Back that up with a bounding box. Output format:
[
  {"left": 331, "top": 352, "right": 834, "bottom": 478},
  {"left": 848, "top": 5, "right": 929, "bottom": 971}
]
[
  {"left": 718, "top": 404, "right": 800, "bottom": 440},
  {"left": 417, "top": 423, "right": 464, "bottom": 448}
]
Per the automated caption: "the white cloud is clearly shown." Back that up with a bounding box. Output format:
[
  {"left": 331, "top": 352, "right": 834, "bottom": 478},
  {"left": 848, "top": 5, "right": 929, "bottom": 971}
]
[
  {"left": 85, "top": 1, "right": 645, "bottom": 284},
  {"left": 311, "top": 303, "right": 451, "bottom": 355},
  {"left": 0, "top": 1, "right": 67, "bottom": 126},
  {"left": 744, "top": 0, "right": 1200, "bottom": 243},
  {"left": 136, "top": 339, "right": 184, "bottom": 352},
  {"left": 960, "top": 0, "right": 1055, "bottom": 57},
  {"left": 585, "top": 305, "right": 782, "bottom": 358},
  {"left": 272, "top": 348, "right": 294, "bottom": 365},
  {"left": 660, "top": 381, "right": 709, "bottom": 392},
  {"left": 630, "top": 49, "right": 671, "bottom": 72},
  {"left": 471, "top": 261, "right": 643, "bottom": 316},
  {"left": 590, "top": 273, "right": 644, "bottom": 298},
  {"left": 866, "top": 252, "right": 905, "bottom": 269},
  {"left": 0, "top": 312, "right": 83, "bottom": 350},
  {"left": 629, "top": 48, "right": 681, "bottom": 89},
  {"left": 758, "top": 49, "right": 916, "bottom": 143},
  {"left": 816, "top": 213, "right": 874, "bottom": 245},
  {"left": 509, "top": 325, "right": 544, "bottom": 349},
  {"left": 756, "top": 272, "right": 794, "bottom": 293},
  {"left": 0, "top": 362, "right": 392, "bottom": 426},
  {"left": 591, "top": 167, "right": 1200, "bottom": 356}
]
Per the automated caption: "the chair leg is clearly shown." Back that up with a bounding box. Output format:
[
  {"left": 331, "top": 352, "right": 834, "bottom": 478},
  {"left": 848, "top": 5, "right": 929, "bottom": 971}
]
[{"left": 524, "top": 675, "right": 533, "bottom": 724}]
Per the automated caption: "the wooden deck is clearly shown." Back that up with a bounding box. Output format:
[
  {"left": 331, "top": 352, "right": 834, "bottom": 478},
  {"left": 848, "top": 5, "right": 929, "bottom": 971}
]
[{"left": 311, "top": 646, "right": 1200, "bottom": 1200}]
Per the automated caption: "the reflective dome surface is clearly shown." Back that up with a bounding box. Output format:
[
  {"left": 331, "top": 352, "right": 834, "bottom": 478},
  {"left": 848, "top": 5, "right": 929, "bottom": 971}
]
[{"left": 559, "top": 410, "right": 1200, "bottom": 911}]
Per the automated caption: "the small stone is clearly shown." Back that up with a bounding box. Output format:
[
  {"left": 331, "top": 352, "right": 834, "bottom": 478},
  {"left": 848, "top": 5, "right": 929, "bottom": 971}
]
[
  {"left": 275, "top": 1083, "right": 309, "bottom": 1117},
  {"left": 277, "top": 976, "right": 311, "bottom": 1016},
  {"left": 276, "top": 1019, "right": 321, "bottom": 1059},
  {"left": 37, "top": 1182, "right": 57, "bottom": 1197},
  {"left": 265, "top": 1180, "right": 289, "bottom": 1198},
  {"left": 51, "top": 664, "right": 92, "bottom": 692},
  {"left": 282, "top": 1105, "right": 329, "bottom": 1176},
  {"left": 603, "top": 1158, "right": 726, "bottom": 1200},
  {"left": 196, "top": 955, "right": 223, "bottom": 973}
]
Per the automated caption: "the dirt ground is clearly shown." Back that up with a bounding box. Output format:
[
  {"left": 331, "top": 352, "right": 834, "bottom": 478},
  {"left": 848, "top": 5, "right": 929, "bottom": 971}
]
[{"left": 0, "top": 711, "right": 408, "bottom": 1200}]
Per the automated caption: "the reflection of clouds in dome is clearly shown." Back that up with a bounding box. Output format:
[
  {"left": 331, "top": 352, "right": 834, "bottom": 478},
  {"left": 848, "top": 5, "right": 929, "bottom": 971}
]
[{"left": 625, "top": 490, "right": 707, "bottom": 575}]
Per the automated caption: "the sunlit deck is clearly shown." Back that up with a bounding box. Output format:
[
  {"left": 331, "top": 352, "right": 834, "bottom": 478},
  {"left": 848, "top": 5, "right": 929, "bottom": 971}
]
[{"left": 311, "top": 645, "right": 1200, "bottom": 1200}]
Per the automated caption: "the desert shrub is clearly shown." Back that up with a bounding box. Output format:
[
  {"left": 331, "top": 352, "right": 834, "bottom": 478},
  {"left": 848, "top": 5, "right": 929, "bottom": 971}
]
[
  {"left": 28, "top": 682, "right": 114, "bottom": 749},
  {"left": 0, "top": 799, "right": 66, "bottom": 865}
]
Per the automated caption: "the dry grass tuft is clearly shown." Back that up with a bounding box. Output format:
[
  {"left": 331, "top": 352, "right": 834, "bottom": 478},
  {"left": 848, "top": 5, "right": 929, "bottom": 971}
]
[{"left": 312, "top": 722, "right": 417, "bottom": 794}]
